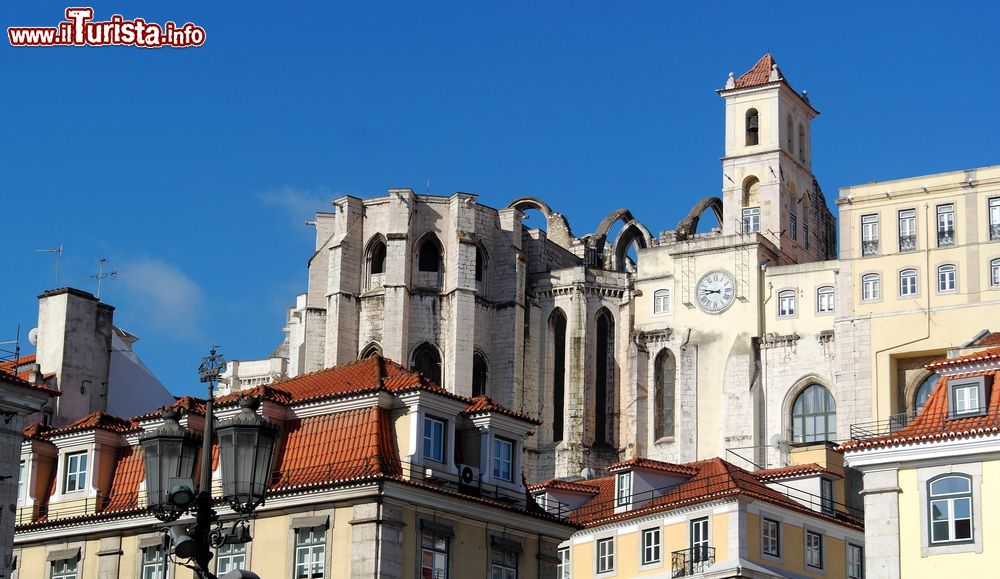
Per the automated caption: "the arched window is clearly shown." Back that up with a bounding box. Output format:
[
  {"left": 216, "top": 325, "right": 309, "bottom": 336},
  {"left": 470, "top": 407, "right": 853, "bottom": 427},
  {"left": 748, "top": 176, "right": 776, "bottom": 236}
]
[
  {"left": 798, "top": 124, "right": 806, "bottom": 162},
  {"left": 475, "top": 245, "right": 487, "bottom": 283},
  {"left": 417, "top": 236, "right": 443, "bottom": 272},
  {"left": 595, "top": 309, "right": 616, "bottom": 445},
  {"left": 412, "top": 343, "right": 442, "bottom": 387},
  {"left": 816, "top": 286, "right": 835, "bottom": 313},
  {"left": 862, "top": 273, "right": 880, "bottom": 301},
  {"left": 653, "top": 289, "right": 671, "bottom": 314},
  {"left": 791, "top": 384, "right": 837, "bottom": 443},
  {"left": 549, "top": 309, "right": 568, "bottom": 443},
  {"left": 359, "top": 342, "right": 382, "bottom": 359},
  {"left": 928, "top": 475, "right": 973, "bottom": 544},
  {"left": 746, "top": 109, "right": 760, "bottom": 146},
  {"left": 938, "top": 264, "right": 956, "bottom": 292},
  {"left": 365, "top": 236, "right": 387, "bottom": 289},
  {"left": 654, "top": 350, "right": 676, "bottom": 439},
  {"left": 914, "top": 373, "right": 939, "bottom": 414},
  {"left": 991, "top": 258, "right": 1000, "bottom": 287},
  {"left": 778, "top": 290, "right": 796, "bottom": 317},
  {"left": 899, "top": 268, "right": 918, "bottom": 297},
  {"left": 786, "top": 114, "right": 794, "bottom": 151},
  {"left": 472, "top": 351, "right": 489, "bottom": 397}
]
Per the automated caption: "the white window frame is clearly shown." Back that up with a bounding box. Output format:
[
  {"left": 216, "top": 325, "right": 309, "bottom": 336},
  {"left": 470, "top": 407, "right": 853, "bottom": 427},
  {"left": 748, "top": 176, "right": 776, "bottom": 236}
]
[
  {"left": 777, "top": 290, "right": 796, "bottom": 317},
  {"left": 491, "top": 544, "right": 518, "bottom": 579},
  {"left": 789, "top": 211, "right": 798, "bottom": 241},
  {"left": 821, "top": 478, "right": 835, "bottom": 515},
  {"left": 991, "top": 258, "right": 1000, "bottom": 287},
  {"left": 861, "top": 214, "right": 879, "bottom": 255},
  {"left": 652, "top": 289, "right": 671, "bottom": 315},
  {"left": 18, "top": 461, "right": 25, "bottom": 502},
  {"left": 141, "top": 545, "right": 166, "bottom": 579},
  {"left": 899, "top": 269, "right": 918, "bottom": 297},
  {"left": 937, "top": 264, "right": 956, "bottom": 292},
  {"left": 596, "top": 537, "right": 615, "bottom": 574},
  {"left": 948, "top": 376, "right": 986, "bottom": 417},
  {"left": 742, "top": 207, "right": 760, "bottom": 233},
  {"left": 937, "top": 203, "right": 955, "bottom": 246},
  {"left": 215, "top": 542, "right": 246, "bottom": 576},
  {"left": 761, "top": 518, "right": 780, "bottom": 557},
  {"left": 641, "top": 527, "right": 661, "bottom": 565},
  {"left": 990, "top": 197, "right": 1000, "bottom": 240},
  {"left": 615, "top": 471, "right": 632, "bottom": 508},
  {"left": 423, "top": 416, "right": 446, "bottom": 463},
  {"left": 492, "top": 437, "right": 513, "bottom": 482},
  {"left": 63, "top": 451, "right": 88, "bottom": 493},
  {"left": 929, "top": 475, "right": 973, "bottom": 544},
  {"left": 861, "top": 273, "right": 880, "bottom": 301},
  {"left": 816, "top": 286, "right": 834, "bottom": 313},
  {"left": 556, "top": 548, "right": 571, "bottom": 579},
  {"left": 421, "top": 527, "right": 450, "bottom": 579},
  {"left": 805, "top": 530, "right": 824, "bottom": 569},
  {"left": 294, "top": 525, "right": 326, "bottom": 579},
  {"left": 847, "top": 543, "right": 864, "bottom": 579},
  {"left": 51, "top": 558, "right": 78, "bottom": 579}
]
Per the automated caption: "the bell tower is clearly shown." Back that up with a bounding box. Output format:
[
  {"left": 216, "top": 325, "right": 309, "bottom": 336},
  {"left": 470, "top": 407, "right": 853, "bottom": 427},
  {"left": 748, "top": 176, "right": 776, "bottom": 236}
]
[{"left": 718, "top": 54, "right": 825, "bottom": 263}]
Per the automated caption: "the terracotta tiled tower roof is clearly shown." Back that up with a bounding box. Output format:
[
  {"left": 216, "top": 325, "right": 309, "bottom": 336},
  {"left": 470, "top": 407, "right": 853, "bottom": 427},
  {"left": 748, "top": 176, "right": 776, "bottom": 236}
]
[{"left": 735, "top": 53, "right": 778, "bottom": 88}]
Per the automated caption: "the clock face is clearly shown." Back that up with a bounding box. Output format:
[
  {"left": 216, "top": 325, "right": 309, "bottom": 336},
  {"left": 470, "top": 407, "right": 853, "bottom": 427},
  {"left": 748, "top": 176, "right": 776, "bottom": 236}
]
[{"left": 696, "top": 270, "right": 736, "bottom": 313}]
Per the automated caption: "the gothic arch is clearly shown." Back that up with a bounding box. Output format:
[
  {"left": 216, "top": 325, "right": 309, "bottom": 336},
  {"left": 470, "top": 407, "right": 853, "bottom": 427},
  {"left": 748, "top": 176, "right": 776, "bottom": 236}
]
[
  {"left": 548, "top": 308, "right": 568, "bottom": 443},
  {"left": 507, "top": 197, "right": 553, "bottom": 231},
  {"left": 781, "top": 375, "right": 837, "bottom": 442},
  {"left": 358, "top": 342, "right": 383, "bottom": 359},
  {"left": 611, "top": 219, "right": 655, "bottom": 272},
  {"left": 410, "top": 342, "right": 443, "bottom": 387},
  {"left": 364, "top": 234, "right": 387, "bottom": 289},
  {"left": 594, "top": 208, "right": 636, "bottom": 242},
  {"left": 594, "top": 307, "right": 617, "bottom": 446},
  {"left": 653, "top": 347, "right": 677, "bottom": 440},
  {"left": 676, "top": 197, "right": 724, "bottom": 240},
  {"left": 472, "top": 349, "right": 489, "bottom": 397}
]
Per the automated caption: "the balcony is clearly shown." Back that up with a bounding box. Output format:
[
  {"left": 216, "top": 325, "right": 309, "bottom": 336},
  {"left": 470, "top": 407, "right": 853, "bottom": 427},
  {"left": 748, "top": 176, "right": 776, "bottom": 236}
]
[
  {"left": 937, "top": 229, "right": 955, "bottom": 247},
  {"left": 850, "top": 406, "right": 997, "bottom": 441},
  {"left": 898, "top": 235, "right": 916, "bottom": 252},
  {"left": 861, "top": 239, "right": 879, "bottom": 257},
  {"left": 672, "top": 546, "right": 715, "bottom": 577},
  {"left": 991, "top": 223, "right": 1000, "bottom": 241}
]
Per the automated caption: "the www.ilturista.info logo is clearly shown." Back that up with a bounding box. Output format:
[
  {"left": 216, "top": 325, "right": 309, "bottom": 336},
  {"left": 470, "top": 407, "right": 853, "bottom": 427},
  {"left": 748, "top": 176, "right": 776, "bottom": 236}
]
[{"left": 8, "top": 7, "right": 205, "bottom": 48}]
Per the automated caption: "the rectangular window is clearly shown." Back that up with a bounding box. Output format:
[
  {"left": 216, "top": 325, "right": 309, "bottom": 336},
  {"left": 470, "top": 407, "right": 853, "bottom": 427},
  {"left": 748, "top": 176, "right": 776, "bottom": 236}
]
[
  {"left": 949, "top": 378, "right": 984, "bottom": 417},
  {"left": 742, "top": 207, "right": 760, "bottom": 233},
  {"left": 491, "top": 546, "right": 518, "bottom": 579},
  {"left": 778, "top": 291, "right": 796, "bottom": 316},
  {"left": 492, "top": 437, "right": 513, "bottom": 482},
  {"left": 556, "top": 548, "right": 571, "bottom": 579},
  {"left": 937, "top": 204, "right": 955, "bottom": 246},
  {"left": 641, "top": 527, "right": 661, "bottom": 565},
  {"left": 51, "top": 558, "right": 78, "bottom": 579},
  {"left": 690, "top": 517, "right": 710, "bottom": 562},
  {"left": 990, "top": 197, "right": 1000, "bottom": 240},
  {"left": 216, "top": 542, "right": 246, "bottom": 576},
  {"left": 848, "top": 543, "right": 864, "bottom": 579},
  {"left": 64, "top": 451, "right": 88, "bottom": 493},
  {"left": 790, "top": 212, "right": 798, "bottom": 241},
  {"left": 423, "top": 417, "right": 445, "bottom": 463},
  {"left": 861, "top": 214, "right": 879, "bottom": 256},
  {"left": 653, "top": 289, "right": 671, "bottom": 314},
  {"left": 817, "top": 287, "right": 834, "bottom": 313},
  {"left": 422, "top": 528, "right": 450, "bottom": 579},
  {"left": 862, "top": 274, "right": 880, "bottom": 301},
  {"left": 898, "top": 209, "right": 917, "bottom": 251},
  {"left": 615, "top": 472, "right": 632, "bottom": 508},
  {"left": 18, "top": 461, "right": 25, "bottom": 502},
  {"left": 141, "top": 546, "right": 165, "bottom": 579},
  {"left": 294, "top": 525, "right": 326, "bottom": 579},
  {"left": 805, "top": 531, "right": 823, "bottom": 569},
  {"left": 821, "top": 479, "right": 835, "bottom": 515},
  {"left": 899, "top": 270, "right": 917, "bottom": 296},
  {"left": 762, "top": 518, "right": 780, "bottom": 557},
  {"left": 929, "top": 475, "right": 973, "bottom": 544},
  {"left": 596, "top": 538, "right": 614, "bottom": 573},
  {"left": 938, "top": 265, "right": 956, "bottom": 292}
]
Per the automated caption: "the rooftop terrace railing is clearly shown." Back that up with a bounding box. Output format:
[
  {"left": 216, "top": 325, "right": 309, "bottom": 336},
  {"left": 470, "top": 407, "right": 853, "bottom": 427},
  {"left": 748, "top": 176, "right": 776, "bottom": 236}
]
[{"left": 849, "top": 406, "right": 999, "bottom": 441}]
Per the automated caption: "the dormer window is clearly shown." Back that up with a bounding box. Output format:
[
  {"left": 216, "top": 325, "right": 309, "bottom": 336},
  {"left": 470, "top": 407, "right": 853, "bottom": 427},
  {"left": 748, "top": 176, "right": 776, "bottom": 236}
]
[
  {"left": 63, "top": 451, "right": 88, "bottom": 493},
  {"left": 423, "top": 416, "right": 446, "bottom": 463},
  {"left": 746, "top": 109, "right": 760, "bottom": 146},
  {"left": 492, "top": 437, "right": 513, "bottom": 482},
  {"left": 615, "top": 471, "right": 632, "bottom": 508},
  {"left": 949, "top": 376, "right": 989, "bottom": 418}
]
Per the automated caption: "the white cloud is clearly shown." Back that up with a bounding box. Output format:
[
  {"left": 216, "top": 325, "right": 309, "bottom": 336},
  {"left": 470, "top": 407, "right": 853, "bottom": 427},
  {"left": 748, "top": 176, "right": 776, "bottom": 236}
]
[
  {"left": 258, "top": 187, "right": 329, "bottom": 221},
  {"left": 118, "top": 259, "right": 204, "bottom": 341}
]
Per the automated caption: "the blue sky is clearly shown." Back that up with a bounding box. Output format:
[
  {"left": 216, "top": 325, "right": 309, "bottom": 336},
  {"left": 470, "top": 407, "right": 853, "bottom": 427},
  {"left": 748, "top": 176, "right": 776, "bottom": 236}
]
[{"left": 2, "top": 1, "right": 998, "bottom": 398}]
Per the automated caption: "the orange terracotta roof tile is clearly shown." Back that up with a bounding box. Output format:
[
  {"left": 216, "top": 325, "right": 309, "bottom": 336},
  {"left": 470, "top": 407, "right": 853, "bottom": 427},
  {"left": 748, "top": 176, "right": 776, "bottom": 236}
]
[
  {"left": 755, "top": 463, "right": 841, "bottom": 482},
  {"left": 927, "top": 345, "right": 1000, "bottom": 370},
  {"left": 842, "top": 368, "right": 1000, "bottom": 451},
  {"left": 464, "top": 395, "right": 542, "bottom": 425},
  {"left": 102, "top": 445, "right": 144, "bottom": 513},
  {"left": 0, "top": 369, "right": 60, "bottom": 397},
  {"left": 269, "top": 407, "right": 400, "bottom": 490},
  {"left": 48, "top": 411, "right": 137, "bottom": 437},
  {"left": 606, "top": 457, "right": 699, "bottom": 476},
  {"left": 528, "top": 478, "right": 601, "bottom": 494},
  {"left": 0, "top": 354, "right": 35, "bottom": 374},
  {"left": 735, "top": 54, "right": 776, "bottom": 88},
  {"left": 23, "top": 422, "right": 54, "bottom": 439},
  {"left": 976, "top": 332, "right": 1000, "bottom": 346}
]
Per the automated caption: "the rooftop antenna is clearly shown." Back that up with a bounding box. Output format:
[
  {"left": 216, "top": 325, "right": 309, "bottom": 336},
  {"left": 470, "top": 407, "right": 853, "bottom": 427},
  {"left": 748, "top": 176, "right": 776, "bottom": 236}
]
[
  {"left": 89, "top": 258, "right": 118, "bottom": 300},
  {"left": 0, "top": 326, "right": 21, "bottom": 365},
  {"left": 35, "top": 244, "right": 63, "bottom": 287}
]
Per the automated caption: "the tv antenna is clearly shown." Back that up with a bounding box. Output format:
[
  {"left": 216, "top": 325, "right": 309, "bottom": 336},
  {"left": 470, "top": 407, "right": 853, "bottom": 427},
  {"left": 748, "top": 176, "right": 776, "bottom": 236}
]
[
  {"left": 35, "top": 244, "right": 63, "bottom": 287},
  {"left": 88, "top": 258, "right": 118, "bottom": 299}
]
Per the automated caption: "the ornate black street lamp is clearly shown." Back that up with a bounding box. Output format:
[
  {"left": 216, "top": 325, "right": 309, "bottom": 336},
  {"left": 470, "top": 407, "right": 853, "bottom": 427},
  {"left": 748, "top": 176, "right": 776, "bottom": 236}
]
[{"left": 140, "top": 347, "right": 277, "bottom": 579}]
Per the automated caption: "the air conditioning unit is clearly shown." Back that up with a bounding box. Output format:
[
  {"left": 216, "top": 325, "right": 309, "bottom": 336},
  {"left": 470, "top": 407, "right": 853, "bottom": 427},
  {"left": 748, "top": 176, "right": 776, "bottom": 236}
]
[{"left": 458, "top": 464, "right": 481, "bottom": 495}]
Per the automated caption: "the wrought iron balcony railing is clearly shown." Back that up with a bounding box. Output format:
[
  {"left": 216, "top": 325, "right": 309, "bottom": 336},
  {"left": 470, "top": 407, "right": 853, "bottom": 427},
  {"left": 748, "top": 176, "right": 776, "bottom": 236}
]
[
  {"left": 898, "top": 235, "right": 916, "bottom": 252},
  {"left": 991, "top": 223, "right": 1000, "bottom": 241},
  {"left": 861, "top": 239, "right": 879, "bottom": 256},
  {"left": 937, "top": 229, "right": 955, "bottom": 246},
  {"left": 849, "top": 406, "right": 997, "bottom": 441},
  {"left": 672, "top": 546, "right": 715, "bottom": 577}
]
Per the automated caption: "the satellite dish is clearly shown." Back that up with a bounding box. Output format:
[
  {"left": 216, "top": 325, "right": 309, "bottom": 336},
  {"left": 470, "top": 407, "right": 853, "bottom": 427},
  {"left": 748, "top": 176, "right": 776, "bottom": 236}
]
[{"left": 27, "top": 328, "right": 38, "bottom": 346}]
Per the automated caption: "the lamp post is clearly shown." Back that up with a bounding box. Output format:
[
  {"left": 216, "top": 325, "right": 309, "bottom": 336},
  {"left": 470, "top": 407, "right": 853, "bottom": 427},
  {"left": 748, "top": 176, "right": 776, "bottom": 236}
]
[{"left": 140, "top": 347, "right": 277, "bottom": 579}]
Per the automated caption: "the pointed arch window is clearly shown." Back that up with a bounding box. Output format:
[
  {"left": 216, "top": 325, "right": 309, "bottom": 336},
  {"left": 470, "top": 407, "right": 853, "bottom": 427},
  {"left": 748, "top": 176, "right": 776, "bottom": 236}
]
[
  {"left": 791, "top": 384, "right": 837, "bottom": 443},
  {"left": 654, "top": 350, "right": 676, "bottom": 439},
  {"left": 412, "top": 343, "right": 442, "bottom": 387},
  {"left": 359, "top": 342, "right": 382, "bottom": 359},
  {"left": 786, "top": 114, "right": 794, "bottom": 151},
  {"left": 798, "top": 124, "right": 806, "bottom": 162},
  {"left": 472, "top": 351, "right": 489, "bottom": 397},
  {"left": 746, "top": 109, "right": 760, "bottom": 146},
  {"left": 475, "top": 245, "right": 487, "bottom": 282},
  {"left": 595, "top": 310, "right": 616, "bottom": 445},
  {"left": 550, "top": 310, "right": 567, "bottom": 443},
  {"left": 417, "top": 236, "right": 443, "bottom": 272},
  {"left": 365, "top": 236, "right": 387, "bottom": 290}
]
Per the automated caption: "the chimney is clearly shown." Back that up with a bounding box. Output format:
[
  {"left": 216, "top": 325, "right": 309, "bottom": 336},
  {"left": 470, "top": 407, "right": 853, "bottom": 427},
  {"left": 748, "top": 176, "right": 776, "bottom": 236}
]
[{"left": 35, "top": 288, "right": 115, "bottom": 425}]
